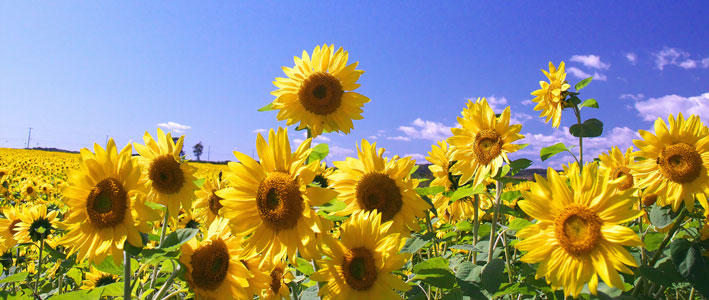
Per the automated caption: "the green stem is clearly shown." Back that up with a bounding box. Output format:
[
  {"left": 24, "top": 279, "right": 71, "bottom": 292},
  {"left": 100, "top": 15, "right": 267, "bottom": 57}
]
[
  {"left": 472, "top": 195, "right": 480, "bottom": 262},
  {"left": 425, "top": 213, "right": 439, "bottom": 257},
  {"left": 124, "top": 250, "right": 131, "bottom": 300},
  {"left": 153, "top": 260, "right": 180, "bottom": 300},
  {"left": 151, "top": 208, "right": 170, "bottom": 289},
  {"left": 34, "top": 239, "right": 44, "bottom": 295},
  {"left": 487, "top": 180, "right": 503, "bottom": 263},
  {"left": 572, "top": 105, "right": 584, "bottom": 168}
]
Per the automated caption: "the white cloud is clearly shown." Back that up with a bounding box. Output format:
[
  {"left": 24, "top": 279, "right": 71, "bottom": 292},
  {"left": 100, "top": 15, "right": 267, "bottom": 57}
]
[
  {"left": 567, "top": 67, "right": 607, "bottom": 81},
  {"left": 329, "top": 145, "right": 354, "bottom": 157},
  {"left": 651, "top": 47, "right": 707, "bottom": 70},
  {"left": 703, "top": 58, "right": 709, "bottom": 68},
  {"left": 510, "top": 112, "right": 534, "bottom": 125},
  {"left": 625, "top": 53, "right": 637, "bottom": 64},
  {"left": 397, "top": 118, "right": 453, "bottom": 141},
  {"left": 403, "top": 153, "right": 426, "bottom": 161},
  {"left": 386, "top": 136, "right": 412, "bottom": 142},
  {"left": 634, "top": 92, "right": 709, "bottom": 121},
  {"left": 570, "top": 54, "right": 610, "bottom": 69},
  {"left": 157, "top": 121, "right": 191, "bottom": 133},
  {"left": 252, "top": 128, "right": 267, "bottom": 134},
  {"left": 486, "top": 96, "right": 509, "bottom": 112},
  {"left": 679, "top": 59, "right": 697, "bottom": 69},
  {"left": 521, "top": 99, "right": 534, "bottom": 106},
  {"left": 619, "top": 93, "right": 644, "bottom": 101}
]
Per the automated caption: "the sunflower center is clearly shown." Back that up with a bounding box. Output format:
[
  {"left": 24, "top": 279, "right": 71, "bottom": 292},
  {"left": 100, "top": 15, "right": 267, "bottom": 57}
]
[
  {"left": 343, "top": 247, "right": 377, "bottom": 291},
  {"left": 269, "top": 266, "right": 284, "bottom": 294},
  {"left": 298, "top": 72, "right": 343, "bottom": 115},
  {"left": 148, "top": 155, "right": 185, "bottom": 194},
  {"left": 611, "top": 166, "right": 634, "bottom": 191},
  {"left": 29, "top": 217, "right": 53, "bottom": 242},
  {"left": 657, "top": 143, "right": 702, "bottom": 184},
  {"left": 86, "top": 178, "right": 128, "bottom": 228},
  {"left": 355, "top": 172, "right": 403, "bottom": 221},
  {"left": 190, "top": 239, "right": 230, "bottom": 290},
  {"left": 208, "top": 191, "right": 223, "bottom": 216},
  {"left": 313, "top": 174, "right": 329, "bottom": 188},
  {"left": 642, "top": 193, "right": 657, "bottom": 207},
  {"left": 185, "top": 219, "right": 200, "bottom": 229},
  {"left": 256, "top": 172, "right": 304, "bottom": 231},
  {"left": 96, "top": 275, "right": 118, "bottom": 287},
  {"left": 473, "top": 129, "right": 502, "bottom": 165},
  {"left": 554, "top": 205, "right": 602, "bottom": 256},
  {"left": 0, "top": 171, "right": 5, "bottom": 179},
  {"left": 26, "top": 187, "right": 34, "bottom": 195}
]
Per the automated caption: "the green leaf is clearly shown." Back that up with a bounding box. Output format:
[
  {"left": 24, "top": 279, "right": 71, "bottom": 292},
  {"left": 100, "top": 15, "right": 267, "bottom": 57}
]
[
  {"left": 575, "top": 77, "right": 593, "bottom": 91},
  {"left": 644, "top": 232, "right": 665, "bottom": 251},
  {"left": 637, "top": 259, "right": 683, "bottom": 287},
  {"left": 0, "top": 271, "right": 28, "bottom": 283},
  {"left": 295, "top": 257, "right": 315, "bottom": 276},
  {"left": 508, "top": 158, "right": 533, "bottom": 176},
  {"left": 401, "top": 232, "right": 434, "bottom": 253},
  {"left": 580, "top": 98, "right": 599, "bottom": 109},
  {"left": 670, "top": 239, "right": 709, "bottom": 297},
  {"left": 415, "top": 186, "right": 445, "bottom": 197},
  {"left": 441, "top": 288, "right": 463, "bottom": 300},
  {"left": 193, "top": 178, "right": 206, "bottom": 188},
  {"left": 257, "top": 102, "right": 275, "bottom": 112},
  {"left": 88, "top": 282, "right": 123, "bottom": 297},
  {"left": 94, "top": 256, "right": 123, "bottom": 276},
  {"left": 307, "top": 143, "right": 329, "bottom": 164},
  {"left": 412, "top": 257, "right": 456, "bottom": 289},
  {"left": 49, "top": 290, "right": 93, "bottom": 300},
  {"left": 649, "top": 205, "right": 679, "bottom": 229},
  {"left": 569, "top": 118, "right": 603, "bottom": 138},
  {"left": 481, "top": 259, "right": 506, "bottom": 293},
  {"left": 66, "top": 267, "right": 83, "bottom": 285},
  {"left": 508, "top": 218, "right": 532, "bottom": 233},
  {"left": 448, "top": 184, "right": 486, "bottom": 202},
  {"left": 540, "top": 143, "right": 570, "bottom": 161},
  {"left": 160, "top": 228, "right": 199, "bottom": 249},
  {"left": 568, "top": 95, "right": 582, "bottom": 106},
  {"left": 455, "top": 261, "right": 481, "bottom": 282}
]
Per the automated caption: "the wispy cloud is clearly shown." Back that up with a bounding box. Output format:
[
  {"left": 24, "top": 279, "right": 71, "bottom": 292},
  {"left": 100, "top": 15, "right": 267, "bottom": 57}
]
[
  {"left": 625, "top": 53, "right": 637, "bottom": 65},
  {"left": 653, "top": 47, "right": 708, "bottom": 70},
  {"left": 157, "top": 121, "right": 191, "bottom": 133},
  {"left": 634, "top": 92, "right": 709, "bottom": 121},
  {"left": 570, "top": 54, "right": 610, "bottom": 69},
  {"left": 397, "top": 118, "right": 453, "bottom": 141},
  {"left": 403, "top": 153, "right": 426, "bottom": 161},
  {"left": 567, "top": 67, "right": 607, "bottom": 81},
  {"left": 619, "top": 93, "right": 644, "bottom": 101},
  {"left": 252, "top": 128, "right": 267, "bottom": 134}
]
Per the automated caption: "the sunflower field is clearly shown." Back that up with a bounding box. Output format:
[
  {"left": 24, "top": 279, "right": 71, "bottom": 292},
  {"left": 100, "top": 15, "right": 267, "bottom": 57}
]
[{"left": 1, "top": 44, "right": 708, "bottom": 300}]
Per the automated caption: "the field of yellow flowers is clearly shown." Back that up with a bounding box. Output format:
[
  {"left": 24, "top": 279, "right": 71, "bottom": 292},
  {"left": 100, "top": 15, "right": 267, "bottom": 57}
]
[{"left": 1, "top": 44, "right": 708, "bottom": 300}]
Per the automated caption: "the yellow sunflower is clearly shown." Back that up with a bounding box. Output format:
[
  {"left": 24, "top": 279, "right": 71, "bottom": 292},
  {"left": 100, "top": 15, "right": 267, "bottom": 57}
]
[
  {"left": 80, "top": 266, "right": 120, "bottom": 290},
  {"left": 330, "top": 139, "right": 429, "bottom": 233},
  {"left": 271, "top": 44, "right": 370, "bottom": 137},
  {"left": 311, "top": 210, "right": 410, "bottom": 299},
  {"left": 598, "top": 146, "right": 637, "bottom": 192},
  {"left": 172, "top": 208, "right": 206, "bottom": 231},
  {"left": 516, "top": 163, "right": 642, "bottom": 297},
  {"left": 62, "top": 139, "right": 157, "bottom": 265},
  {"left": 530, "top": 61, "right": 571, "bottom": 128},
  {"left": 14, "top": 204, "right": 59, "bottom": 244},
  {"left": 194, "top": 174, "right": 226, "bottom": 226},
  {"left": 217, "top": 127, "right": 337, "bottom": 263},
  {"left": 447, "top": 97, "right": 524, "bottom": 187},
  {"left": 632, "top": 113, "right": 709, "bottom": 212},
  {"left": 21, "top": 181, "right": 38, "bottom": 201},
  {"left": 426, "top": 140, "right": 490, "bottom": 223},
  {"left": 261, "top": 261, "right": 292, "bottom": 300},
  {"left": 134, "top": 128, "right": 197, "bottom": 218},
  {"left": 180, "top": 218, "right": 253, "bottom": 299},
  {"left": 240, "top": 255, "right": 270, "bottom": 297},
  {"left": 0, "top": 205, "right": 25, "bottom": 250}
]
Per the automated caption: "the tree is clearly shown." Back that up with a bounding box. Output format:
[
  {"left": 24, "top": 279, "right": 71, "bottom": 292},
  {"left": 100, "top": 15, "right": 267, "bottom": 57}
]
[{"left": 193, "top": 142, "right": 204, "bottom": 161}]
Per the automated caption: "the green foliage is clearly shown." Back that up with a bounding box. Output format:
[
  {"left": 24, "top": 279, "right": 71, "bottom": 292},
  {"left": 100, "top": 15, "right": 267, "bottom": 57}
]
[
  {"left": 540, "top": 142, "right": 570, "bottom": 161},
  {"left": 569, "top": 118, "right": 603, "bottom": 137},
  {"left": 159, "top": 228, "right": 199, "bottom": 249},
  {"left": 412, "top": 257, "right": 457, "bottom": 289},
  {"left": 670, "top": 239, "right": 709, "bottom": 297},
  {"left": 580, "top": 98, "right": 599, "bottom": 109},
  {"left": 307, "top": 143, "right": 329, "bottom": 164},
  {"left": 649, "top": 204, "right": 680, "bottom": 228},
  {"left": 257, "top": 102, "right": 275, "bottom": 112},
  {"left": 575, "top": 76, "right": 593, "bottom": 91},
  {"left": 446, "top": 184, "right": 486, "bottom": 202}
]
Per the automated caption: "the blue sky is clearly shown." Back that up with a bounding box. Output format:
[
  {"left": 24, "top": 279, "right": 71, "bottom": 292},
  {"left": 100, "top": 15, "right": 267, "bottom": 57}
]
[{"left": 1, "top": 1, "right": 708, "bottom": 167}]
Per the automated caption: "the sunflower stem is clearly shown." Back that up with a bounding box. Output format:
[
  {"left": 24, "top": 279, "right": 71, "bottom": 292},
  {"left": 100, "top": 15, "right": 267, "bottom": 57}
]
[
  {"left": 472, "top": 194, "right": 480, "bottom": 262},
  {"left": 34, "top": 239, "right": 44, "bottom": 296},
  {"left": 153, "top": 260, "right": 180, "bottom": 300},
  {"left": 150, "top": 208, "right": 170, "bottom": 289},
  {"left": 572, "top": 105, "right": 583, "bottom": 169},
  {"left": 124, "top": 250, "right": 131, "bottom": 300},
  {"left": 487, "top": 180, "right": 503, "bottom": 263},
  {"left": 425, "top": 213, "right": 439, "bottom": 257}
]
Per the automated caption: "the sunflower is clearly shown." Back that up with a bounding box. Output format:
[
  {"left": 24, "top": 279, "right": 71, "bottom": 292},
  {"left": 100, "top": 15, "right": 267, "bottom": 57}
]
[
  {"left": 239, "top": 255, "right": 270, "bottom": 297},
  {"left": 134, "top": 128, "right": 197, "bottom": 217},
  {"left": 14, "top": 204, "right": 59, "bottom": 244},
  {"left": 0, "top": 205, "right": 25, "bottom": 250},
  {"left": 61, "top": 139, "right": 158, "bottom": 265},
  {"left": 172, "top": 208, "right": 206, "bottom": 231},
  {"left": 261, "top": 261, "right": 292, "bottom": 300},
  {"left": 330, "top": 140, "right": 429, "bottom": 233},
  {"left": 426, "top": 140, "right": 490, "bottom": 223},
  {"left": 271, "top": 44, "right": 370, "bottom": 138},
  {"left": 311, "top": 210, "right": 410, "bottom": 299},
  {"left": 447, "top": 97, "right": 525, "bottom": 187},
  {"left": 632, "top": 113, "right": 709, "bottom": 212},
  {"left": 515, "top": 163, "right": 642, "bottom": 297},
  {"left": 217, "top": 127, "right": 337, "bottom": 263},
  {"left": 81, "top": 266, "right": 120, "bottom": 290},
  {"left": 21, "top": 181, "right": 38, "bottom": 200},
  {"left": 598, "top": 146, "right": 637, "bottom": 192},
  {"left": 313, "top": 161, "right": 335, "bottom": 188},
  {"left": 194, "top": 174, "right": 226, "bottom": 225},
  {"left": 530, "top": 61, "right": 571, "bottom": 128},
  {"left": 180, "top": 218, "right": 253, "bottom": 299}
]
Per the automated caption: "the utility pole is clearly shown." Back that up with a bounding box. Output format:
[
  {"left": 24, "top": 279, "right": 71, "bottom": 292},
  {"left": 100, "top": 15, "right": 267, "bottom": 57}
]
[{"left": 26, "top": 128, "right": 32, "bottom": 149}]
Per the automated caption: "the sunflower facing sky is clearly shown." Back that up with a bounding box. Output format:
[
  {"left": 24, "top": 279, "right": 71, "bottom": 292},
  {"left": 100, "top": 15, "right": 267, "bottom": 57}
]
[
  {"left": 134, "top": 128, "right": 197, "bottom": 218},
  {"left": 632, "top": 113, "right": 709, "bottom": 212},
  {"left": 330, "top": 139, "right": 429, "bottom": 233},
  {"left": 530, "top": 61, "right": 571, "bottom": 128},
  {"left": 271, "top": 44, "right": 370, "bottom": 137},
  {"left": 62, "top": 139, "right": 157, "bottom": 265},
  {"left": 180, "top": 218, "right": 253, "bottom": 299},
  {"left": 447, "top": 97, "right": 525, "bottom": 187},
  {"left": 516, "top": 163, "right": 642, "bottom": 297},
  {"left": 311, "top": 210, "right": 410, "bottom": 300},
  {"left": 217, "top": 127, "right": 337, "bottom": 263},
  {"left": 598, "top": 146, "right": 637, "bottom": 192}
]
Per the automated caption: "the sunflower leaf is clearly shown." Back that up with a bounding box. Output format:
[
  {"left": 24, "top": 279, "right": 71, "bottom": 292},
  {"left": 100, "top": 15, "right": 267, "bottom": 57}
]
[
  {"left": 649, "top": 205, "right": 679, "bottom": 229},
  {"left": 402, "top": 232, "right": 434, "bottom": 253},
  {"left": 415, "top": 186, "right": 445, "bottom": 197},
  {"left": 569, "top": 118, "right": 603, "bottom": 138},
  {"left": 580, "top": 98, "right": 599, "bottom": 109},
  {"left": 412, "top": 257, "right": 456, "bottom": 289},
  {"left": 481, "top": 259, "right": 506, "bottom": 293},
  {"left": 295, "top": 257, "right": 315, "bottom": 276},
  {"left": 307, "top": 143, "right": 329, "bottom": 164},
  {"left": 447, "top": 184, "right": 486, "bottom": 203},
  {"left": 575, "top": 77, "right": 593, "bottom": 91},
  {"left": 159, "top": 228, "right": 199, "bottom": 249},
  {"left": 0, "top": 271, "right": 28, "bottom": 283},
  {"left": 257, "top": 102, "right": 275, "bottom": 112},
  {"left": 540, "top": 143, "right": 570, "bottom": 161}
]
